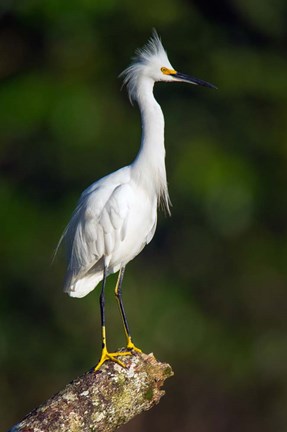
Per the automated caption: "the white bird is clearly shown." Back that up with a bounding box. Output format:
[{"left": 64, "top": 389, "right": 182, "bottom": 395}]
[{"left": 59, "top": 31, "right": 216, "bottom": 371}]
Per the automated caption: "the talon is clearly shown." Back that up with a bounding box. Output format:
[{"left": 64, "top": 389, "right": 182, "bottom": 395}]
[
  {"left": 126, "top": 337, "right": 142, "bottom": 353},
  {"left": 94, "top": 346, "right": 132, "bottom": 371}
]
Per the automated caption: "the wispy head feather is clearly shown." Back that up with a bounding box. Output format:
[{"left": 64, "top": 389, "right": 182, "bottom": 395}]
[
  {"left": 134, "top": 30, "right": 167, "bottom": 65},
  {"left": 120, "top": 30, "right": 173, "bottom": 103}
]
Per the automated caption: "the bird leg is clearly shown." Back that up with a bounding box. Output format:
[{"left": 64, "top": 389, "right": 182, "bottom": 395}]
[
  {"left": 95, "top": 266, "right": 132, "bottom": 371},
  {"left": 115, "top": 266, "right": 142, "bottom": 353}
]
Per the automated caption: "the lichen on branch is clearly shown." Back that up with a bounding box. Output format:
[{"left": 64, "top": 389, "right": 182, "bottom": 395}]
[{"left": 10, "top": 351, "right": 173, "bottom": 432}]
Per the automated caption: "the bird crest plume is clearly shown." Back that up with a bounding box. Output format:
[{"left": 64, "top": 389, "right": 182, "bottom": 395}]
[{"left": 120, "top": 30, "right": 172, "bottom": 103}]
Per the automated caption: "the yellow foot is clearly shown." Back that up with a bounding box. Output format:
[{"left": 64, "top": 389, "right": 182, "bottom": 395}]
[
  {"left": 94, "top": 347, "right": 132, "bottom": 371},
  {"left": 126, "top": 337, "right": 142, "bottom": 353}
]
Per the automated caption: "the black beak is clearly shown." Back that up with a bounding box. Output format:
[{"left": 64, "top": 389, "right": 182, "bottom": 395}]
[{"left": 172, "top": 72, "right": 217, "bottom": 89}]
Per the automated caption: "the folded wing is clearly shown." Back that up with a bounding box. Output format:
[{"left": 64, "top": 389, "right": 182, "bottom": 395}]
[{"left": 60, "top": 173, "right": 132, "bottom": 296}]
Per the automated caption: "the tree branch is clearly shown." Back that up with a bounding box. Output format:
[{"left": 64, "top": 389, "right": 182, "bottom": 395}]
[{"left": 9, "top": 351, "right": 173, "bottom": 432}]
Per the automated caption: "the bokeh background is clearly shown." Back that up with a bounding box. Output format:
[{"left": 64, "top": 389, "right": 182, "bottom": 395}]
[{"left": 1, "top": 1, "right": 287, "bottom": 431}]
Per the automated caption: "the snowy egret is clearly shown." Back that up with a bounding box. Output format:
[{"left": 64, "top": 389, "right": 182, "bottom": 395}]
[{"left": 59, "top": 31, "right": 216, "bottom": 371}]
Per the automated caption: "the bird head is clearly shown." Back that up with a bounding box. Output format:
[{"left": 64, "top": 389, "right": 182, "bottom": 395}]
[{"left": 120, "top": 30, "right": 216, "bottom": 103}]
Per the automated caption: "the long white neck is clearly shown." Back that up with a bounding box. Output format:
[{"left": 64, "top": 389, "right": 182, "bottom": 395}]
[{"left": 131, "top": 77, "right": 170, "bottom": 213}]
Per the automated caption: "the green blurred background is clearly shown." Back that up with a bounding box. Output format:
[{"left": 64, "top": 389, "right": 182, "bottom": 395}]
[{"left": 1, "top": 1, "right": 287, "bottom": 430}]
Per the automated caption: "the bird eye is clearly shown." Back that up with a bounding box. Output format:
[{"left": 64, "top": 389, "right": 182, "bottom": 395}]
[{"left": 161, "top": 67, "right": 168, "bottom": 74}]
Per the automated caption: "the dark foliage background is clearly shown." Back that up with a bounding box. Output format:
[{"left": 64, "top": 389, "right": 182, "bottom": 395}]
[{"left": 1, "top": 1, "right": 287, "bottom": 431}]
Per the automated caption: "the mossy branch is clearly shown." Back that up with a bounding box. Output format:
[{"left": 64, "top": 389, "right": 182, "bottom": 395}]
[{"left": 9, "top": 351, "right": 173, "bottom": 432}]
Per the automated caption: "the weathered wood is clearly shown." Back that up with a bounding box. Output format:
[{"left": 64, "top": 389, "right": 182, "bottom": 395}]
[{"left": 9, "top": 351, "right": 173, "bottom": 432}]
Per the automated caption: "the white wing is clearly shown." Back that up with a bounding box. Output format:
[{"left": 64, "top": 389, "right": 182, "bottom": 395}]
[{"left": 60, "top": 167, "right": 132, "bottom": 293}]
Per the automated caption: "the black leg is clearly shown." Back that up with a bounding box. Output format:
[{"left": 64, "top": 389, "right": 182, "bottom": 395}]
[
  {"left": 99, "top": 265, "right": 107, "bottom": 350},
  {"left": 115, "top": 266, "right": 142, "bottom": 352},
  {"left": 94, "top": 266, "right": 132, "bottom": 371},
  {"left": 114, "top": 266, "right": 130, "bottom": 339}
]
